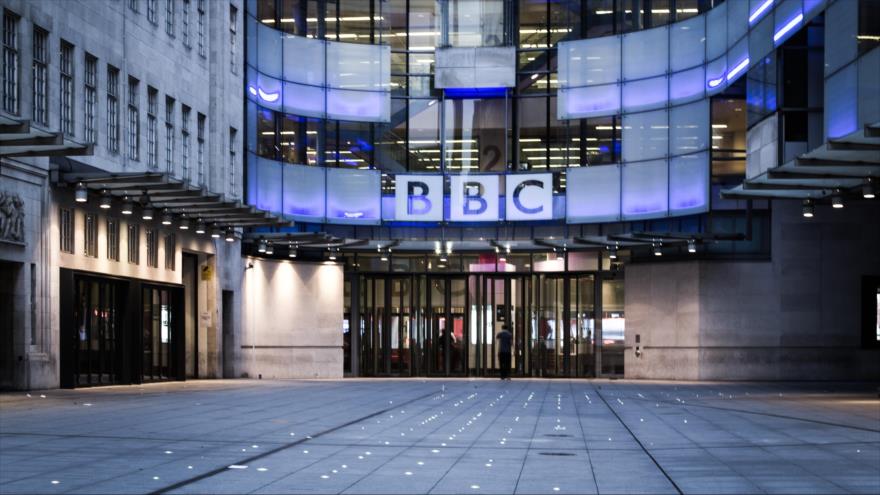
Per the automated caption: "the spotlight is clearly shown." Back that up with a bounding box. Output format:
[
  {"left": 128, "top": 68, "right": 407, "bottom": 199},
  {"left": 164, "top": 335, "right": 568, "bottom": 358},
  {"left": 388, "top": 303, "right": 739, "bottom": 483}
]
[
  {"left": 653, "top": 242, "right": 663, "bottom": 256},
  {"left": 687, "top": 239, "right": 696, "bottom": 253},
  {"left": 328, "top": 248, "right": 336, "bottom": 261},
  {"left": 257, "top": 238, "right": 267, "bottom": 253},
  {"left": 380, "top": 249, "right": 389, "bottom": 262},
  {"left": 440, "top": 252, "right": 447, "bottom": 262},
  {"left": 556, "top": 248, "right": 564, "bottom": 261},
  {"left": 225, "top": 228, "right": 235, "bottom": 242},
  {"left": 863, "top": 178, "right": 875, "bottom": 199},
  {"left": 121, "top": 196, "right": 134, "bottom": 215},
  {"left": 608, "top": 245, "right": 618, "bottom": 260},
  {"left": 99, "top": 190, "right": 112, "bottom": 209},
  {"left": 802, "top": 199, "right": 814, "bottom": 218},
  {"left": 195, "top": 219, "right": 206, "bottom": 234},
  {"left": 288, "top": 243, "right": 297, "bottom": 258},
  {"left": 178, "top": 215, "right": 190, "bottom": 230},
  {"left": 161, "top": 209, "right": 173, "bottom": 225},
  {"left": 75, "top": 182, "right": 88, "bottom": 203},
  {"left": 211, "top": 225, "right": 222, "bottom": 239},
  {"left": 142, "top": 206, "right": 154, "bottom": 221},
  {"left": 265, "top": 242, "right": 274, "bottom": 255},
  {"left": 831, "top": 191, "right": 844, "bottom": 209}
]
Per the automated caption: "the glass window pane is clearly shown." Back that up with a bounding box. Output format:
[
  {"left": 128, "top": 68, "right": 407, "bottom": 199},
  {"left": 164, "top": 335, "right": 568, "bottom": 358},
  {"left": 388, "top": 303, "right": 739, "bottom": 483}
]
[
  {"left": 621, "top": 159, "right": 668, "bottom": 220},
  {"left": 622, "top": 26, "right": 668, "bottom": 80},
  {"left": 669, "top": 99, "right": 709, "bottom": 155},
  {"left": 670, "top": 14, "right": 705, "bottom": 72},
  {"left": 622, "top": 76, "right": 668, "bottom": 112},
  {"left": 622, "top": 109, "right": 668, "bottom": 162}
]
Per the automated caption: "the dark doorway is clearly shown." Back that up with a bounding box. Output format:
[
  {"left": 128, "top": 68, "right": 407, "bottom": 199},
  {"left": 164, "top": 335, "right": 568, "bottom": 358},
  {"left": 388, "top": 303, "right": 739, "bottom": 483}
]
[
  {"left": 182, "top": 253, "right": 199, "bottom": 377},
  {"left": 0, "top": 261, "right": 22, "bottom": 389},
  {"left": 222, "top": 289, "right": 235, "bottom": 378}
]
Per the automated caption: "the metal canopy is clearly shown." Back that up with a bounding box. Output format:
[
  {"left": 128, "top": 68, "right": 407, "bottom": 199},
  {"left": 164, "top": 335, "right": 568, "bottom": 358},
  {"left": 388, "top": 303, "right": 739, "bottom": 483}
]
[
  {"left": 0, "top": 115, "right": 93, "bottom": 158},
  {"left": 60, "top": 171, "right": 289, "bottom": 228},
  {"left": 721, "top": 123, "right": 880, "bottom": 201}
]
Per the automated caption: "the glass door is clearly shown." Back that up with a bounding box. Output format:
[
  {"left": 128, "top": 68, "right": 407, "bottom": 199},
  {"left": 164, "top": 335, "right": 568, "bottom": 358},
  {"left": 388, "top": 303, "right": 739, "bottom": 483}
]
[
  {"left": 571, "top": 275, "right": 596, "bottom": 377},
  {"left": 599, "top": 276, "right": 626, "bottom": 376},
  {"left": 142, "top": 286, "right": 174, "bottom": 381},
  {"left": 73, "top": 277, "right": 122, "bottom": 386}
]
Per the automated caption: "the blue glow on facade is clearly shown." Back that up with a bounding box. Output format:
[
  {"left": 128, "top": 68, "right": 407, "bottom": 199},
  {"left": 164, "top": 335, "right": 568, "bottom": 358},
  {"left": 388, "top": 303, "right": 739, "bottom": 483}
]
[
  {"left": 749, "top": 0, "right": 775, "bottom": 24},
  {"left": 773, "top": 12, "right": 804, "bottom": 44},
  {"left": 443, "top": 87, "right": 508, "bottom": 99}
]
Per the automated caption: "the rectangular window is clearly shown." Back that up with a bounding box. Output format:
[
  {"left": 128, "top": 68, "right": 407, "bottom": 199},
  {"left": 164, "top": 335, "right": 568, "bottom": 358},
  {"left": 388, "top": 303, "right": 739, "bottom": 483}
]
[
  {"left": 164, "top": 233, "right": 176, "bottom": 270},
  {"left": 107, "top": 66, "right": 120, "bottom": 153},
  {"left": 59, "top": 208, "right": 74, "bottom": 253},
  {"left": 84, "top": 54, "right": 97, "bottom": 143},
  {"left": 229, "top": 127, "right": 237, "bottom": 196},
  {"left": 197, "top": 0, "right": 206, "bottom": 57},
  {"left": 147, "top": 0, "right": 157, "bottom": 24},
  {"left": 197, "top": 113, "right": 205, "bottom": 185},
  {"left": 2, "top": 10, "right": 19, "bottom": 114},
  {"left": 106, "top": 217, "right": 119, "bottom": 261},
  {"left": 127, "top": 223, "right": 140, "bottom": 264},
  {"left": 130, "top": 0, "right": 139, "bottom": 13},
  {"left": 146, "top": 228, "right": 158, "bottom": 268},
  {"left": 32, "top": 26, "right": 48, "bottom": 125},
  {"left": 147, "top": 87, "right": 158, "bottom": 168},
  {"left": 229, "top": 5, "right": 237, "bottom": 74},
  {"left": 84, "top": 213, "right": 97, "bottom": 258},
  {"left": 127, "top": 77, "right": 140, "bottom": 160},
  {"left": 181, "top": 105, "right": 190, "bottom": 181},
  {"left": 60, "top": 41, "right": 74, "bottom": 135},
  {"left": 165, "top": 96, "right": 175, "bottom": 173},
  {"left": 182, "top": 0, "right": 190, "bottom": 47},
  {"left": 166, "top": 0, "right": 175, "bottom": 37}
]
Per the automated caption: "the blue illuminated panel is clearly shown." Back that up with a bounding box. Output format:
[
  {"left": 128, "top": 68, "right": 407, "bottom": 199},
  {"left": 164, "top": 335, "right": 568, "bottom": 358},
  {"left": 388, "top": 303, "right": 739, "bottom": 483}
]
[{"left": 325, "top": 168, "right": 382, "bottom": 225}]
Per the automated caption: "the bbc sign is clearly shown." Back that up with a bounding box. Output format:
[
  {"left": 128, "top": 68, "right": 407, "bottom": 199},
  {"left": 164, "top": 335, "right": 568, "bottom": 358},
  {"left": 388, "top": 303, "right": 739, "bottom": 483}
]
[{"left": 395, "top": 174, "right": 553, "bottom": 222}]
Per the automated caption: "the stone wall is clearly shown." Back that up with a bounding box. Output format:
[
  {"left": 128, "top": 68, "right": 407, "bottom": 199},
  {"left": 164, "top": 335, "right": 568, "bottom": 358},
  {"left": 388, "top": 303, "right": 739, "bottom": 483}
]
[
  {"left": 625, "top": 200, "right": 880, "bottom": 380},
  {"left": 239, "top": 257, "right": 344, "bottom": 379}
]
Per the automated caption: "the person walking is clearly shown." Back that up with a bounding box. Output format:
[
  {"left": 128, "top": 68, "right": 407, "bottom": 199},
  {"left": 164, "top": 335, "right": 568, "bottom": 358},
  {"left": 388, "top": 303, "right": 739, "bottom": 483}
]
[{"left": 496, "top": 325, "right": 513, "bottom": 380}]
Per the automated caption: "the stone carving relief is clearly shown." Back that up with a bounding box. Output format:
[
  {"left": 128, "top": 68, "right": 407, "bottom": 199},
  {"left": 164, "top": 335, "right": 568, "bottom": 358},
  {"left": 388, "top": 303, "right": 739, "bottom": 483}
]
[{"left": 0, "top": 190, "right": 25, "bottom": 243}]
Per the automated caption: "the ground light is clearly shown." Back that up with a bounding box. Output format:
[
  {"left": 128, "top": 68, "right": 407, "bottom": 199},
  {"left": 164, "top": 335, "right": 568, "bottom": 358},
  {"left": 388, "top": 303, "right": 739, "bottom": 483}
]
[
  {"left": 75, "top": 182, "right": 88, "bottom": 203},
  {"left": 802, "top": 199, "right": 814, "bottom": 218}
]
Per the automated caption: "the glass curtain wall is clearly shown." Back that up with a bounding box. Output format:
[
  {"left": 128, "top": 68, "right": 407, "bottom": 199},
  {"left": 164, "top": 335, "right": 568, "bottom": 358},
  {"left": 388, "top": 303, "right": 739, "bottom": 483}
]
[{"left": 247, "top": 0, "right": 717, "bottom": 183}]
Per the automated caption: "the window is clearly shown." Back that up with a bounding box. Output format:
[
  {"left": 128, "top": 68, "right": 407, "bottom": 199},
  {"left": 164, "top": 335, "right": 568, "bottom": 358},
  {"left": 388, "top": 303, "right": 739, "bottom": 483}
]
[
  {"left": 165, "top": 96, "right": 175, "bottom": 173},
  {"left": 60, "top": 41, "right": 74, "bottom": 135},
  {"left": 84, "top": 213, "right": 97, "bottom": 258},
  {"left": 182, "top": 0, "right": 190, "bottom": 47},
  {"left": 84, "top": 54, "right": 97, "bottom": 143},
  {"left": 146, "top": 228, "right": 158, "bottom": 268},
  {"left": 32, "top": 26, "right": 48, "bottom": 125},
  {"left": 147, "top": 0, "right": 158, "bottom": 24},
  {"left": 59, "top": 208, "right": 74, "bottom": 253},
  {"left": 197, "top": 113, "right": 205, "bottom": 185},
  {"left": 2, "top": 10, "right": 19, "bottom": 114},
  {"left": 229, "top": 127, "right": 237, "bottom": 197},
  {"left": 127, "top": 223, "right": 140, "bottom": 264},
  {"left": 181, "top": 105, "right": 190, "bottom": 181},
  {"left": 147, "top": 87, "right": 158, "bottom": 168},
  {"left": 197, "top": 0, "right": 205, "bottom": 57},
  {"left": 106, "top": 66, "right": 120, "bottom": 153},
  {"left": 164, "top": 233, "right": 176, "bottom": 270},
  {"left": 127, "top": 77, "right": 139, "bottom": 160},
  {"left": 130, "top": 0, "right": 139, "bottom": 13},
  {"left": 165, "top": 0, "right": 175, "bottom": 36},
  {"left": 229, "top": 5, "right": 237, "bottom": 74},
  {"left": 107, "top": 218, "right": 119, "bottom": 261}
]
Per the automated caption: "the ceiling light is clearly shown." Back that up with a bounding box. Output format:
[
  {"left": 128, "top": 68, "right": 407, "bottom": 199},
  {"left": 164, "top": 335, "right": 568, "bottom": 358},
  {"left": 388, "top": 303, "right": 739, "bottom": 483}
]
[
  {"left": 75, "top": 182, "right": 88, "bottom": 203},
  {"left": 608, "top": 245, "right": 618, "bottom": 260},
  {"left": 225, "top": 228, "right": 235, "bottom": 242},
  {"left": 195, "top": 219, "right": 206, "bottom": 234},
  {"left": 831, "top": 192, "right": 844, "bottom": 209},
  {"left": 265, "top": 242, "right": 274, "bottom": 255},
  {"left": 802, "top": 199, "right": 814, "bottom": 218},
  {"left": 178, "top": 215, "right": 190, "bottom": 230},
  {"left": 161, "top": 209, "right": 173, "bottom": 225},
  {"left": 687, "top": 239, "right": 696, "bottom": 253},
  {"left": 288, "top": 244, "right": 297, "bottom": 258},
  {"left": 121, "top": 196, "right": 134, "bottom": 215},
  {"left": 211, "top": 225, "right": 222, "bottom": 239},
  {"left": 864, "top": 178, "right": 876, "bottom": 199},
  {"left": 653, "top": 242, "right": 663, "bottom": 256},
  {"left": 258, "top": 238, "right": 267, "bottom": 253},
  {"left": 99, "top": 190, "right": 112, "bottom": 209},
  {"left": 328, "top": 248, "right": 336, "bottom": 260},
  {"left": 141, "top": 206, "right": 154, "bottom": 220}
]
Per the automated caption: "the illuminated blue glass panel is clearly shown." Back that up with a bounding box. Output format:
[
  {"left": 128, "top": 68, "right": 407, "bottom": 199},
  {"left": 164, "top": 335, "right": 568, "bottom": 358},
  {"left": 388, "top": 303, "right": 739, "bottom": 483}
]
[
  {"left": 706, "top": 1, "right": 728, "bottom": 60},
  {"left": 671, "top": 15, "right": 706, "bottom": 72},
  {"left": 257, "top": 21, "right": 282, "bottom": 78},
  {"left": 559, "top": 36, "right": 620, "bottom": 87},
  {"left": 282, "top": 164, "right": 326, "bottom": 222},
  {"left": 825, "top": 64, "right": 858, "bottom": 139},
  {"left": 327, "top": 88, "right": 389, "bottom": 122},
  {"left": 565, "top": 165, "right": 621, "bottom": 223},
  {"left": 622, "top": 160, "right": 668, "bottom": 220},
  {"left": 670, "top": 99, "right": 710, "bottom": 155},
  {"left": 558, "top": 85, "right": 620, "bottom": 119},
  {"left": 325, "top": 168, "right": 382, "bottom": 225},
  {"left": 670, "top": 66, "right": 705, "bottom": 105},
  {"left": 283, "top": 35, "right": 325, "bottom": 86},
  {"left": 727, "top": 0, "right": 750, "bottom": 46},
  {"left": 253, "top": 155, "right": 283, "bottom": 213},
  {"left": 622, "top": 109, "right": 669, "bottom": 162},
  {"left": 669, "top": 152, "right": 709, "bottom": 216},
  {"left": 773, "top": 0, "right": 803, "bottom": 46},
  {"left": 282, "top": 80, "right": 325, "bottom": 118},
  {"left": 623, "top": 76, "right": 668, "bottom": 113},
  {"left": 623, "top": 26, "right": 669, "bottom": 81}
]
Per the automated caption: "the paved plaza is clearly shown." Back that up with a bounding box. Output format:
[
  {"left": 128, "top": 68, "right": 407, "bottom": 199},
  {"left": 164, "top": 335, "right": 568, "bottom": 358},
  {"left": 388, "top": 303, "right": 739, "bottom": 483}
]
[{"left": 1, "top": 379, "right": 878, "bottom": 494}]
